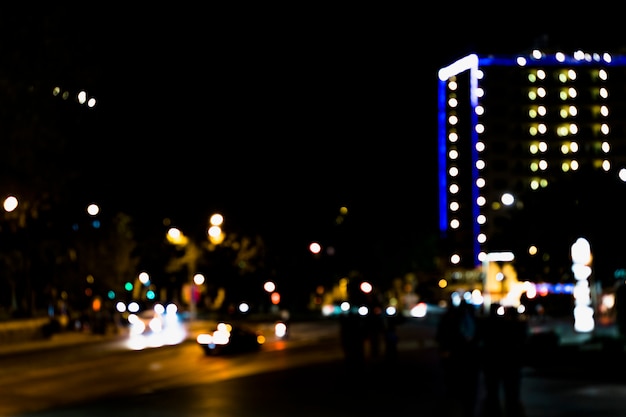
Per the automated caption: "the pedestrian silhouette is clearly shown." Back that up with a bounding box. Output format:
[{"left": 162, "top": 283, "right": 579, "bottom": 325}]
[
  {"left": 339, "top": 307, "right": 367, "bottom": 372},
  {"left": 479, "top": 303, "right": 529, "bottom": 417},
  {"left": 383, "top": 310, "right": 403, "bottom": 362},
  {"left": 436, "top": 298, "right": 481, "bottom": 417}
]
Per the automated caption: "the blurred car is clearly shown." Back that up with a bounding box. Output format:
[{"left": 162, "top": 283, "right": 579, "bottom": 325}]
[
  {"left": 126, "top": 303, "right": 180, "bottom": 336},
  {"left": 197, "top": 322, "right": 265, "bottom": 356}
]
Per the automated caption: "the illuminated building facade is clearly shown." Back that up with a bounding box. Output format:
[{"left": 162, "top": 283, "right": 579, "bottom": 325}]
[{"left": 437, "top": 49, "right": 626, "bottom": 278}]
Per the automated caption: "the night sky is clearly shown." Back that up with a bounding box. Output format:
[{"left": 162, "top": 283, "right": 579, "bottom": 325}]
[{"left": 2, "top": 9, "right": 623, "bottom": 264}]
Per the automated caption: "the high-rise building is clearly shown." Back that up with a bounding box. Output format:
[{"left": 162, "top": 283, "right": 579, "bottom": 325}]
[{"left": 437, "top": 49, "right": 626, "bottom": 285}]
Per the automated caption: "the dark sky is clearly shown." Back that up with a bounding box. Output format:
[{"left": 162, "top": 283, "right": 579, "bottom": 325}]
[
  {"left": 3, "top": 9, "right": 624, "bottom": 248},
  {"left": 90, "top": 11, "right": 441, "bottom": 239}
]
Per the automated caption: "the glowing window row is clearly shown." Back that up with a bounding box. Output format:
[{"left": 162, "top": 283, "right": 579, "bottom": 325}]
[
  {"left": 528, "top": 123, "right": 610, "bottom": 136},
  {"left": 528, "top": 68, "right": 609, "bottom": 83},
  {"left": 527, "top": 87, "right": 609, "bottom": 101},
  {"left": 530, "top": 141, "right": 611, "bottom": 154},
  {"left": 529, "top": 159, "right": 612, "bottom": 171},
  {"left": 528, "top": 105, "right": 610, "bottom": 119}
]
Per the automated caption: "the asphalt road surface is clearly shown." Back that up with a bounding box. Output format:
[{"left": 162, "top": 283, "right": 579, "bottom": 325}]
[{"left": 3, "top": 317, "right": 626, "bottom": 416}]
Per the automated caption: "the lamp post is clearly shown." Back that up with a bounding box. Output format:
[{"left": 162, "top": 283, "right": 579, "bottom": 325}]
[
  {"left": 2, "top": 195, "right": 19, "bottom": 311},
  {"left": 166, "top": 213, "right": 223, "bottom": 322},
  {"left": 166, "top": 227, "right": 200, "bottom": 321},
  {"left": 208, "top": 213, "right": 224, "bottom": 245}
]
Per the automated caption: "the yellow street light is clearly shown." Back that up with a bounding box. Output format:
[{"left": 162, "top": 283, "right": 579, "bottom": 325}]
[
  {"left": 208, "top": 213, "right": 225, "bottom": 245},
  {"left": 167, "top": 227, "right": 189, "bottom": 246},
  {"left": 3, "top": 195, "right": 18, "bottom": 212},
  {"left": 209, "top": 213, "right": 223, "bottom": 227}
]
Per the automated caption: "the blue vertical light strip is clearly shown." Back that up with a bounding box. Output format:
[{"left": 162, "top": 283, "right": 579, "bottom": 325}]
[
  {"left": 438, "top": 54, "right": 480, "bottom": 266},
  {"left": 437, "top": 78, "right": 448, "bottom": 233},
  {"left": 437, "top": 54, "right": 480, "bottom": 236},
  {"left": 469, "top": 60, "right": 480, "bottom": 267}
]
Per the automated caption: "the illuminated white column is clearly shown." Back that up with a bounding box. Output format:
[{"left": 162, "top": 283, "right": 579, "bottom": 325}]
[{"left": 571, "top": 237, "right": 594, "bottom": 333}]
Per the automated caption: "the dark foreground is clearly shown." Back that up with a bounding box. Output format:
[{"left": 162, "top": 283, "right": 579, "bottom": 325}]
[
  {"left": 17, "top": 346, "right": 449, "bottom": 417},
  {"left": 12, "top": 320, "right": 626, "bottom": 417}
]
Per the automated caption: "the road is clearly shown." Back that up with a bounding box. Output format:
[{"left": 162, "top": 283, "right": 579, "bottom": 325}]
[
  {"left": 2, "top": 315, "right": 626, "bottom": 416},
  {"left": 0, "top": 319, "right": 350, "bottom": 416}
]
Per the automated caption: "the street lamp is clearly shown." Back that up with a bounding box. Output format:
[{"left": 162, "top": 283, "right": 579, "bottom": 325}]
[
  {"left": 208, "top": 213, "right": 224, "bottom": 245},
  {"left": 166, "top": 227, "right": 188, "bottom": 246},
  {"left": 3, "top": 195, "right": 18, "bottom": 212},
  {"left": 165, "top": 214, "right": 224, "bottom": 321}
]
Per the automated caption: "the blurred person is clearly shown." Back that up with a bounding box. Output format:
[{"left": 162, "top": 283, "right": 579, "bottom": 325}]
[
  {"left": 364, "top": 295, "right": 385, "bottom": 360},
  {"left": 339, "top": 278, "right": 368, "bottom": 372},
  {"left": 339, "top": 307, "right": 367, "bottom": 372},
  {"left": 383, "top": 310, "right": 404, "bottom": 363},
  {"left": 436, "top": 298, "right": 481, "bottom": 417},
  {"left": 479, "top": 304, "right": 529, "bottom": 417}
]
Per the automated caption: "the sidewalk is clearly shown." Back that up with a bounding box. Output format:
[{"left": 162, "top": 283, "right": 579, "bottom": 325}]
[
  {"left": 0, "top": 326, "right": 128, "bottom": 356},
  {"left": 0, "top": 318, "right": 236, "bottom": 357},
  {"left": 528, "top": 316, "right": 620, "bottom": 345}
]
